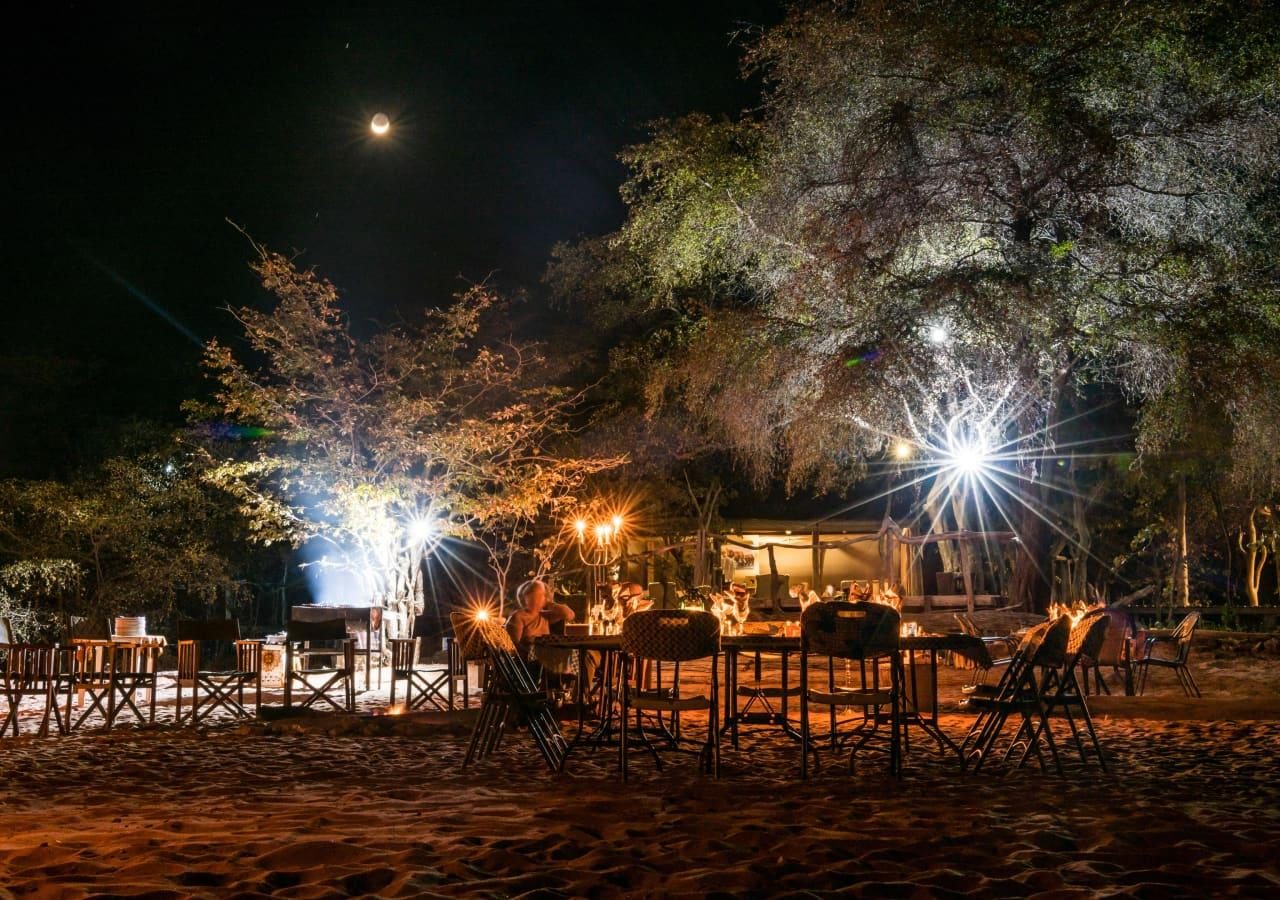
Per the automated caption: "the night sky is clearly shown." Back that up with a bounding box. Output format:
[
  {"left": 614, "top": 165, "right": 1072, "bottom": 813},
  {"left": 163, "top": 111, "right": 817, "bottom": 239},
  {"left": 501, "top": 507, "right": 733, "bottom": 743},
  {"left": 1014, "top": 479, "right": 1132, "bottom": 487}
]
[{"left": 3, "top": 1, "right": 780, "bottom": 476}]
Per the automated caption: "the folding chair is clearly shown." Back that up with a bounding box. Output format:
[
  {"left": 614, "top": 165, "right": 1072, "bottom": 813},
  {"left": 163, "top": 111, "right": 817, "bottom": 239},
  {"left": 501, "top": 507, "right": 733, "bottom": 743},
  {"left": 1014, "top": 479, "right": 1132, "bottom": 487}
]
[
  {"left": 176, "top": 619, "right": 263, "bottom": 725},
  {"left": 103, "top": 643, "right": 162, "bottom": 730},
  {"left": 462, "top": 615, "right": 568, "bottom": 773},
  {"left": 961, "top": 616, "right": 1071, "bottom": 774},
  {"left": 388, "top": 636, "right": 453, "bottom": 711},
  {"left": 284, "top": 618, "right": 356, "bottom": 713},
  {"left": 1032, "top": 613, "right": 1110, "bottom": 770},
  {"left": 2, "top": 645, "right": 72, "bottom": 737},
  {"left": 799, "top": 601, "right": 903, "bottom": 779},
  {"left": 619, "top": 609, "right": 721, "bottom": 780},
  {"left": 1135, "top": 612, "right": 1201, "bottom": 697}
]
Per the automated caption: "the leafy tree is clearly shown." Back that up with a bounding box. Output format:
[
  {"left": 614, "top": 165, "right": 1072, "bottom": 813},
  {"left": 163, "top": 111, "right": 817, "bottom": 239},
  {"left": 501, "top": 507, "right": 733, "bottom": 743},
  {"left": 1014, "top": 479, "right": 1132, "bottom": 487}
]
[
  {"left": 0, "top": 431, "right": 244, "bottom": 635},
  {"left": 550, "top": 0, "right": 1280, "bottom": 609},
  {"left": 193, "top": 248, "right": 621, "bottom": 631}
]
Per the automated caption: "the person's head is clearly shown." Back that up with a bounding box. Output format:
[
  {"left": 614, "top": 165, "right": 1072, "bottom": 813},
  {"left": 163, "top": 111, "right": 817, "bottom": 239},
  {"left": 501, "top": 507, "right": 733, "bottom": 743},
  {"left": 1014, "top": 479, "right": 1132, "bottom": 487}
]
[
  {"left": 731, "top": 583, "right": 748, "bottom": 598},
  {"left": 515, "top": 579, "right": 549, "bottom": 613},
  {"left": 620, "top": 582, "right": 645, "bottom": 602}
]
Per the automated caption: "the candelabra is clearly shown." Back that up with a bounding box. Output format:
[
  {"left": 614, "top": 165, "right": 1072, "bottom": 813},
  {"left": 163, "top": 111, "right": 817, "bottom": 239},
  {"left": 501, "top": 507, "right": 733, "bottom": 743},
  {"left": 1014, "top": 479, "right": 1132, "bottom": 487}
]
[{"left": 574, "top": 514, "right": 626, "bottom": 605}]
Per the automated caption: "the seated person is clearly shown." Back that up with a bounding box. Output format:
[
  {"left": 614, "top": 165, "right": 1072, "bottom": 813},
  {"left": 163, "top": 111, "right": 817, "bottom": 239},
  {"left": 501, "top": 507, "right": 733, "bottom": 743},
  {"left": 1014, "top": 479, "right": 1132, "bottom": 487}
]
[
  {"left": 620, "top": 581, "right": 653, "bottom": 616},
  {"left": 505, "top": 579, "right": 575, "bottom": 663},
  {"left": 506, "top": 580, "right": 581, "bottom": 709}
]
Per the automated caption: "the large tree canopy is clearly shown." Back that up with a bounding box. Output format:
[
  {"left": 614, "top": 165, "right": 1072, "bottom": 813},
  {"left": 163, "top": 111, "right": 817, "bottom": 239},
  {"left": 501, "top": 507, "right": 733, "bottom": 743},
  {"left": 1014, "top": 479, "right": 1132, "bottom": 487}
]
[{"left": 550, "top": 0, "right": 1280, "bottom": 606}]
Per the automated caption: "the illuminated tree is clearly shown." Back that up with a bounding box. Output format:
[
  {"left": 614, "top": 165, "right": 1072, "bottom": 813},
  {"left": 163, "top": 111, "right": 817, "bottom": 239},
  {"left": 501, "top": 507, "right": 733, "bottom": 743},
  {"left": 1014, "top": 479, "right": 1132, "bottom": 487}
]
[
  {"left": 551, "top": 0, "right": 1280, "bottom": 609},
  {"left": 193, "top": 248, "right": 621, "bottom": 632},
  {"left": 0, "top": 434, "right": 242, "bottom": 635}
]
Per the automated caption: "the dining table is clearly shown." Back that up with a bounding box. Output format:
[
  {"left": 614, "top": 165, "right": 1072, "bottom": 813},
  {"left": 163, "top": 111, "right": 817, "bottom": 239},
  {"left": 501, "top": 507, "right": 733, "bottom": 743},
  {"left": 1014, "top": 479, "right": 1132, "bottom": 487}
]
[{"left": 533, "top": 630, "right": 988, "bottom": 765}]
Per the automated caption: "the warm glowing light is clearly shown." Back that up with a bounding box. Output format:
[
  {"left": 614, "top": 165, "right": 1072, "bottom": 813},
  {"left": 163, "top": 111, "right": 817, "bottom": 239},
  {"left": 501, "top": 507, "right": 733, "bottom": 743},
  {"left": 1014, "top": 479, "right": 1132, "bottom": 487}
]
[
  {"left": 893, "top": 441, "right": 913, "bottom": 460},
  {"left": 474, "top": 608, "right": 490, "bottom": 623},
  {"left": 611, "top": 514, "right": 623, "bottom": 531},
  {"left": 370, "top": 113, "right": 391, "bottom": 135},
  {"left": 575, "top": 518, "right": 587, "bottom": 534}
]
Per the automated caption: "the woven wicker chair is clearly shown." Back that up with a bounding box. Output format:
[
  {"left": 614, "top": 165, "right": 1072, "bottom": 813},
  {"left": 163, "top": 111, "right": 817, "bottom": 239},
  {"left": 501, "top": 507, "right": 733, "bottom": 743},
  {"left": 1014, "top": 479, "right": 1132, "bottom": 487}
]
[
  {"left": 954, "top": 613, "right": 1016, "bottom": 688},
  {"left": 799, "top": 601, "right": 903, "bottom": 779},
  {"left": 1078, "top": 608, "right": 1136, "bottom": 696},
  {"left": 1031, "top": 612, "right": 1111, "bottom": 769},
  {"left": 1135, "top": 612, "right": 1201, "bottom": 697},
  {"left": 463, "top": 616, "right": 568, "bottom": 772},
  {"left": 618, "top": 609, "right": 721, "bottom": 779},
  {"left": 961, "top": 616, "right": 1070, "bottom": 774},
  {"left": 448, "top": 611, "right": 492, "bottom": 710},
  {"left": 176, "top": 619, "right": 263, "bottom": 725}
]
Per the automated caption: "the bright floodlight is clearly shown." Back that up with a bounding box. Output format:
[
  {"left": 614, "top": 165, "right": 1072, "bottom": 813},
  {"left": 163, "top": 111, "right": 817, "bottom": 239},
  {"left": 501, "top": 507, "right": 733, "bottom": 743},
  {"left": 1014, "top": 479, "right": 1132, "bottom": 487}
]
[
  {"left": 611, "top": 514, "right": 623, "bottom": 530},
  {"left": 893, "top": 441, "right": 913, "bottom": 460},
  {"left": 927, "top": 324, "right": 949, "bottom": 345},
  {"left": 949, "top": 441, "right": 988, "bottom": 475},
  {"left": 474, "top": 608, "right": 490, "bottom": 622},
  {"left": 370, "top": 113, "right": 391, "bottom": 136},
  {"left": 408, "top": 517, "right": 434, "bottom": 544}
]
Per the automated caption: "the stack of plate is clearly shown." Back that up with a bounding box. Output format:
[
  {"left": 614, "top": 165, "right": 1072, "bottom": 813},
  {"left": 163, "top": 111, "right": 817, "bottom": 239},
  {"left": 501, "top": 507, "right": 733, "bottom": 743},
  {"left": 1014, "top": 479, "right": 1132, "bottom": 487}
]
[{"left": 114, "top": 616, "right": 146, "bottom": 638}]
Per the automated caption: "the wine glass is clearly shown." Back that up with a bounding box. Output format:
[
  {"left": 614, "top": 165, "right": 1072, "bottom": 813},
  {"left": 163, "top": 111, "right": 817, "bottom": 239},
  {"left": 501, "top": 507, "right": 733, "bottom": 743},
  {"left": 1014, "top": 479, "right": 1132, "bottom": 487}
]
[
  {"left": 728, "top": 593, "right": 750, "bottom": 636},
  {"left": 600, "top": 597, "right": 622, "bottom": 635}
]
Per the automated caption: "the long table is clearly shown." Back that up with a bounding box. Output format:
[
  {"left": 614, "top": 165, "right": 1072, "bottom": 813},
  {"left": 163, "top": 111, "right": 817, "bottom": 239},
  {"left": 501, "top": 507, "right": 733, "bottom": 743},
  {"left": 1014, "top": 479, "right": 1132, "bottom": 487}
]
[{"left": 533, "top": 631, "right": 986, "bottom": 764}]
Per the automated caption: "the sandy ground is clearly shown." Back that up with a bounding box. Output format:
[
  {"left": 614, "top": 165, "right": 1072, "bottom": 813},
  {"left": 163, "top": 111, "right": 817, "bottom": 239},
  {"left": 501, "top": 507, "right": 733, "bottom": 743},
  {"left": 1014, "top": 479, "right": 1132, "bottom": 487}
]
[{"left": 2, "top": 653, "right": 1279, "bottom": 898}]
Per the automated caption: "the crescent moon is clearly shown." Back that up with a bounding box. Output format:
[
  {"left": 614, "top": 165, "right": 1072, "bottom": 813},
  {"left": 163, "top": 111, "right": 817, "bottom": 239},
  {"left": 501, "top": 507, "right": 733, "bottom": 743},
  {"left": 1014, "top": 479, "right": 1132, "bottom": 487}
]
[{"left": 371, "top": 113, "right": 390, "bottom": 136}]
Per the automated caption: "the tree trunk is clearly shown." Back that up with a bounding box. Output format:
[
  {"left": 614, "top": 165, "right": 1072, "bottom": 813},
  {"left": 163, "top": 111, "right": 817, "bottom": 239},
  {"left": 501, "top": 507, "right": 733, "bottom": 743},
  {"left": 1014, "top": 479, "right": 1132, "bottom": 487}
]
[
  {"left": 1011, "top": 502, "right": 1052, "bottom": 613},
  {"left": 1173, "top": 473, "right": 1190, "bottom": 606},
  {"left": 1070, "top": 461, "right": 1092, "bottom": 604},
  {"left": 1240, "top": 506, "right": 1267, "bottom": 607}
]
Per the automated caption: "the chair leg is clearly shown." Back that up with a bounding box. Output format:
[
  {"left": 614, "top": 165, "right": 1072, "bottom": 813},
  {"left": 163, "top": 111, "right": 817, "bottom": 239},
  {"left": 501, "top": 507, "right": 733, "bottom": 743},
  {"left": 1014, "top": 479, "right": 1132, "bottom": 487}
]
[
  {"left": 620, "top": 659, "right": 630, "bottom": 781},
  {"left": 800, "top": 655, "right": 809, "bottom": 780},
  {"left": 1176, "top": 663, "right": 1201, "bottom": 698}
]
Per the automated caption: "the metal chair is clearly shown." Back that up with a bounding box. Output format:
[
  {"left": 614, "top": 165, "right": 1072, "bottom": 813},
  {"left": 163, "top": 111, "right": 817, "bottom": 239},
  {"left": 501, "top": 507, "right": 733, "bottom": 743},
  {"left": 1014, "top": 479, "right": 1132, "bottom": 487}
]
[
  {"left": 2, "top": 644, "right": 72, "bottom": 737},
  {"left": 961, "top": 616, "right": 1071, "bottom": 774},
  {"left": 619, "top": 609, "right": 721, "bottom": 780},
  {"left": 799, "top": 601, "right": 903, "bottom": 779},
  {"left": 283, "top": 618, "right": 356, "bottom": 713},
  {"left": 176, "top": 619, "right": 263, "bottom": 725},
  {"left": 1032, "top": 613, "right": 1111, "bottom": 770},
  {"left": 462, "top": 615, "right": 568, "bottom": 773},
  {"left": 1079, "top": 607, "right": 1136, "bottom": 696},
  {"left": 388, "top": 636, "right": 453, "bottom": 712},
  {"left": 1135, "top": 612, "right": 1201, "bottom": 697}
]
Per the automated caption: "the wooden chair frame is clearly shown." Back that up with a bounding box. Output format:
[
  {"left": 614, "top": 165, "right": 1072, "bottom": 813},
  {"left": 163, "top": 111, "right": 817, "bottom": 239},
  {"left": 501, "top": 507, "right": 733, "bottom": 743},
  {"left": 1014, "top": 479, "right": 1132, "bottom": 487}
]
[
  {"left": 284, "top": 618, "right": 356, "bottom": 713},
  {"left": 176, "top": 619, "right": 263, "bottom": 725},
  {"left": 2, "top": 644, "right": 73, "bottom": 737},
  {"left": 389, "top": 637, "right": 453, "bottom": 711}
]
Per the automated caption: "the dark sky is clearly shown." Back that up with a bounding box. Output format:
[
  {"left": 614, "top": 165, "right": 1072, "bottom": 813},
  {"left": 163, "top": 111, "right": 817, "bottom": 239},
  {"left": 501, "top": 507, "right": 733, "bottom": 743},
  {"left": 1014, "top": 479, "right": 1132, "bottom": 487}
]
[{"left": 3, "top": 0, "right": 780, "bottom": 475}]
